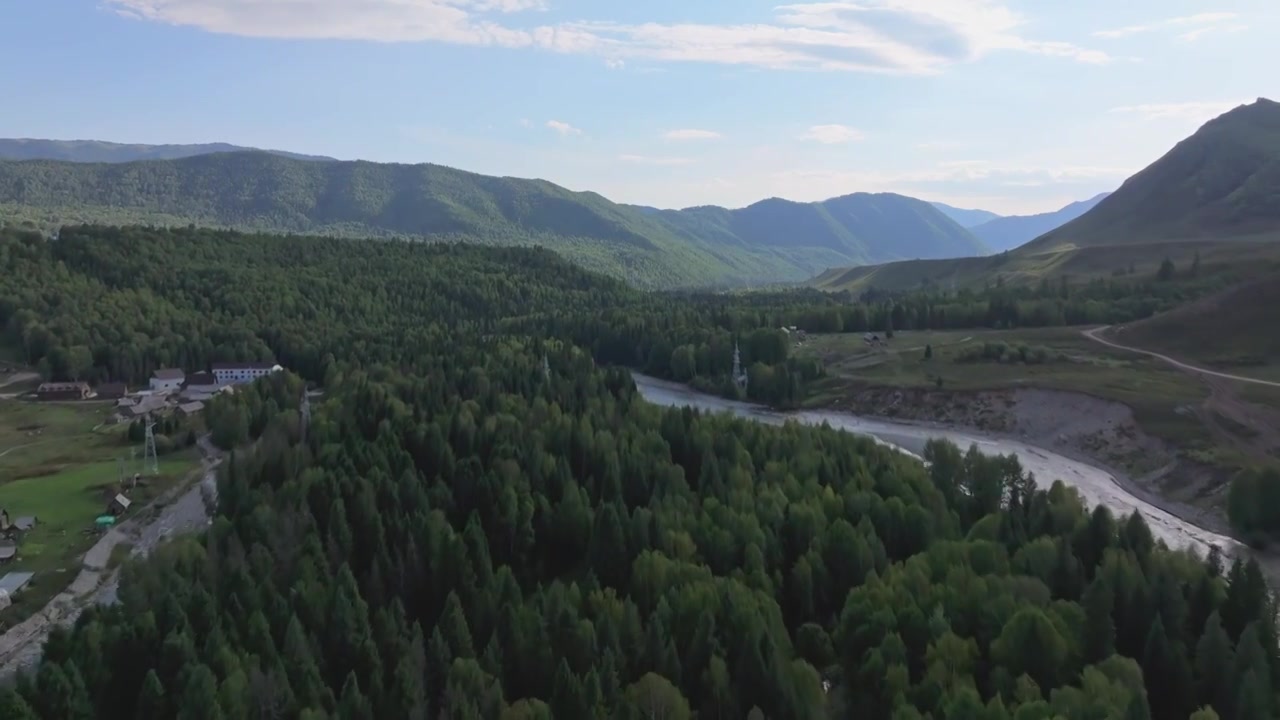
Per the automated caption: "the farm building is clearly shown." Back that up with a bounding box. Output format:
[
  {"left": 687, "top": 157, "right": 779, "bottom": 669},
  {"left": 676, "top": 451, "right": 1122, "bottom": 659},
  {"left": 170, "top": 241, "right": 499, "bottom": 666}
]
[
  {"left": 108, "top": 494, "right": 132, "bottom": 516},
  {"left": 0, "top": 510, "right": 35, "bottom": 540},
  {"left": 178, "top": 401, "right": 205, "bottom": 418},
  {"left": 0, "top": 571, "right": 35, "bottom": 609},
  {"left": 35, "top": 381, "right": 91, "bottom": 401},
  {"left": 213, "top": 361, "right": 283, "bottom": 386},
  {"left": 95, "top": 382, "right": 128, "bottom": 399},
  {"left": 0, "top": 571, "right": 34, "bottom": 596},
  {"left": 150, "top": 368, "right": 185, "bottom": 393},
  {"left": 183, "top": 372, "right": 219, "bottom": 393}
]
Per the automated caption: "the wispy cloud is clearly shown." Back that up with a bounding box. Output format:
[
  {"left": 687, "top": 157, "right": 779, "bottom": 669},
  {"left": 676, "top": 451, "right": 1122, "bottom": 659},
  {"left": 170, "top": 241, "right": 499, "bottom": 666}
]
[
  {"left": 106, "top": 0, "right": 1110, "bottom": 75},
  {"left": 1176, "top": 24, "right": 1247, "bottom": 42},
  {"left": 546, "top": 120, "right": 582, "bottom": 135},
  {"left": 774, "top": 161, "right": 1131, "bottom": 192},
  {"left": 798, "top": 124, "right": 865, "bottom": 144},
  {"left": 663, "top": 129, "right": 722, "bottom": 141},
  {"left": 1108, "top": 100, "right": 1248, "bottom": 122},
  {"left": 618, "top": 154, "right": 693, "bottom": 166},
  {"left": 1093, "top": 12, "right": 1241, "bottom": 40}
]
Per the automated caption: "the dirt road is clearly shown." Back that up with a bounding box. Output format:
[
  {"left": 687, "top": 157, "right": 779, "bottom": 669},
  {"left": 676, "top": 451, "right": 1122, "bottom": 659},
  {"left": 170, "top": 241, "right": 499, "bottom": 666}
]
[
  {"left": 1083, "top": 327, "right": 1280, "bottom": 388},
  {"left": 0, "top": 438, "right": 223, "bottom": 681}
]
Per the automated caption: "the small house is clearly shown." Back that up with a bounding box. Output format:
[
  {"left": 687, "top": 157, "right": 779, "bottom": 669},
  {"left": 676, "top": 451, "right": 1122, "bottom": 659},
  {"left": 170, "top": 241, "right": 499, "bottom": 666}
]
[
  {"left": 150, "top": 368, "right": 186, "bottom": 393},
  {"left": 183, "top": 372, "right": 219, "bottom": 394},
  {"left": 35, "top": 381, "right": 91, "bottom": 401},
  {"left": 0, "top": 542, "right": 16, "bottom": 564},
  {"left": 177, "top": 401, "right": 205, "bottom": 418},
  {"left": 108, "top": 494, "right": 132, "bottom": 516},
  {"left": 95, "top": 382, "right": 128, "bottom": 399},
  {"left": 0, "top": 571, "right": 34, "bottom": 596}
]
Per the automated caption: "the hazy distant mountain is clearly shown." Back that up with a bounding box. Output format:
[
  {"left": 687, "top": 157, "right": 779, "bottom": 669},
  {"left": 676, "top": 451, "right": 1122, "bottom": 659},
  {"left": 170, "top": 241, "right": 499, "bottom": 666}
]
[
  {"left": 0, "top": 150, "right": 986, "bottom": 288},
  {"left": 930, "top": 202, "right": 1002, "bottom": 228},
  {"left": 0, "top": 138, "right": 334, "bottom": 163},
  {"left": 970, "top": 193, "right": 1111, "bottom": 252}
]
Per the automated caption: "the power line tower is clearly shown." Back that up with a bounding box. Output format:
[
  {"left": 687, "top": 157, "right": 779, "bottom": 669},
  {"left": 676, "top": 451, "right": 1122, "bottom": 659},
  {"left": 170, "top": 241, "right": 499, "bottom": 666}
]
[
  {"left": 300, "top": 388, "right": 311, "bottom": 443},
  {"left": 143, "top": 415, "right": 159, "bottom": 476},
  {"left": 732, "top": 340, "right": 749, "bottom": 393}
]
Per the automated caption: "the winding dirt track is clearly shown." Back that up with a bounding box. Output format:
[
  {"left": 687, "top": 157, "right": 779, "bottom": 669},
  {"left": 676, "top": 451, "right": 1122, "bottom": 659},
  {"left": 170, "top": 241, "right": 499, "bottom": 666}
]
[{"left": 1082, "top": 327, "right": 1280, "bottom": 388}]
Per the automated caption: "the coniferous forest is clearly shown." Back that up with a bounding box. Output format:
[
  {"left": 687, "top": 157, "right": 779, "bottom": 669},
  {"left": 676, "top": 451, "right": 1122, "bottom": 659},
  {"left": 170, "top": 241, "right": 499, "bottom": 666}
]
[{"left": 0, "top": 225, "right": 1277, "bottom": 719}]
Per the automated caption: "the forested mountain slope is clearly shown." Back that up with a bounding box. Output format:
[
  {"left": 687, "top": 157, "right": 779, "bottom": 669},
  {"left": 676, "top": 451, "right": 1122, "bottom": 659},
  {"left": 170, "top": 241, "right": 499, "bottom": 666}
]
[
  {"left": 0, "top": 224, "right": 1274, "bottom": 720},
  {"left": 0, "top": 150, "right": 984, "bottom": 288}
]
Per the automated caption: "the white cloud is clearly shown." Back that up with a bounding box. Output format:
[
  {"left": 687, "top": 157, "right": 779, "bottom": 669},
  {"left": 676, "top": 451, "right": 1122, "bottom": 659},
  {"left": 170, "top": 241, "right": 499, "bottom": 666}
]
[
  {"left": 618, "top": 154, "right": 693, "bottom": 166},
  {"left": 107, "top": 0, "right": 1110, "bottom": 75},
  {"left": 604, "top": 58, "right": 625, "bottom": 69},
  {"left": 546, "top": 120, "right": 582, "bottom": 135},
  {"left": 1093, "top": 12, "right": 1241, "bottom": 40},
  {"left": 663, "top": 129, "right": 722, "bottom": 141},
  {"left": 1176, "top": 24, "right": 1247, "bottom": 42},
  {"left": 1108, "top": 100, "right": 1248, "bottom": 122},
  {"left": 798, "top": 124, "right": 865, "bottom": 144}
]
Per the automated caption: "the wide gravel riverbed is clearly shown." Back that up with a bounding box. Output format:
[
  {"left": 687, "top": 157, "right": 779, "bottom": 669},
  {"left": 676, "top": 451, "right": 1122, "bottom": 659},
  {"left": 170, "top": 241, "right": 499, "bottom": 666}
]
[{"left": 633, "top": 373, "right": 1239, "bottom": 561}]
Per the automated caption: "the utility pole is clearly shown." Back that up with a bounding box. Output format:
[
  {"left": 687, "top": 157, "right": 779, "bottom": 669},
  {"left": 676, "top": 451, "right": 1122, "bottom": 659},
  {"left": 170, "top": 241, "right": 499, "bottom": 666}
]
[
  {"left": 300, "top": 388, "right": 311, "bottom": 443},
  {"left": 143, "top": 415, "right": 159, "bottom": 476}
]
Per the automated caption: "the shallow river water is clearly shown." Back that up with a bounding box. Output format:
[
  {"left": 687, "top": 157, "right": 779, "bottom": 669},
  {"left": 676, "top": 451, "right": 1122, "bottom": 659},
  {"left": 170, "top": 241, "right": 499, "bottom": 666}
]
[{"left": 633, "top": 373, "right": 1239, "bottom": 560}]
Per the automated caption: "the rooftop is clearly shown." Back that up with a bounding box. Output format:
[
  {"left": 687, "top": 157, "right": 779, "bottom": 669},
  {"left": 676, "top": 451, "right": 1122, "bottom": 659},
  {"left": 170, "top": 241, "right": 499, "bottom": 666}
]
[
  {"left": 37, "top": 382, "right": 90, "bottom": 392},
  {"left": 212, "top": 361, "right": 281, "bottom": 371},
  {"left": 0, "top": 571, "right": 34, "bottom": 594}
]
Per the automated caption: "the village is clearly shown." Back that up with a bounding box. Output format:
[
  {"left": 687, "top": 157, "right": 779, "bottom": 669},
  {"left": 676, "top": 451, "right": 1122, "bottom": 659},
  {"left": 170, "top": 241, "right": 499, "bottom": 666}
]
[{"left": 0, "top": 361, "right": 283, "bottom": 614}]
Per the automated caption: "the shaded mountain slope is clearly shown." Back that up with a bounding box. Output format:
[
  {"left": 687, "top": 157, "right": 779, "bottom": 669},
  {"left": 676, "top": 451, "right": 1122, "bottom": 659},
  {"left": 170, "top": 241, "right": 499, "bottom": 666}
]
[
  {"left": 1025, "top": 98, "right": 1280, "bottom": 253},
  {"left": 931, "top": 201, "right": 1001, "bottom": 228}
]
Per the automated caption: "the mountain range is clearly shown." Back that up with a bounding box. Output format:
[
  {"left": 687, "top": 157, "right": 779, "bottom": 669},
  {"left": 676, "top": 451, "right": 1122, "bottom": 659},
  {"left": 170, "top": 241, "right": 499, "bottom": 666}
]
[
  {"left": 930, "top": 202, "right": 1002, "bottom": 228},
  {"left": 814, "top": 98, "right": 1280, "bottom": 293},
  {"left": 0, "top": 138, "right": 334, "bottom": 164},
  {"left": 0, "top": 149, "right": 989, "bottom": 288},
  {"left": 967, "top": 193, "right": 1111, "bottom": 252}
]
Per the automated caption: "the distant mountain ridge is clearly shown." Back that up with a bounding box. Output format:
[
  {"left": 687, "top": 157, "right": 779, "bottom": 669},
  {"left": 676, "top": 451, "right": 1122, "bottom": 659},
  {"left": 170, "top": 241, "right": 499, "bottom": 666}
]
[
  {"left": 0, "top": 148, "right": 987, "bottom": 288},
  {"left": 970, "top": 192, "right": 1111, "bottom": 252},
  {"left": 0, "top": 138, "right": 334, "bottom": 163},
  {"left": 812, "top": 98, "right": 1280, "bottom": 293},
  {"left": 930, "top": 202, "right": 1002, "bottom": 228}
]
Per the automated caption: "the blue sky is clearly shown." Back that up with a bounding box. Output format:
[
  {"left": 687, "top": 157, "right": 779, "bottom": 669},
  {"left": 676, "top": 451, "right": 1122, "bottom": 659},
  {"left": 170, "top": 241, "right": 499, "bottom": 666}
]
[{"left": 2, "top": 1, "right": 1277, "bottom": 214}]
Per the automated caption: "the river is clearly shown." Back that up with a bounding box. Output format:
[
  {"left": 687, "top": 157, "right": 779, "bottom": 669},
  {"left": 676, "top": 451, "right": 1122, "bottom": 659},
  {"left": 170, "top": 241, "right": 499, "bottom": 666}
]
[{"left": 632, "top": 373, "right": 1240, "bottom": 560}]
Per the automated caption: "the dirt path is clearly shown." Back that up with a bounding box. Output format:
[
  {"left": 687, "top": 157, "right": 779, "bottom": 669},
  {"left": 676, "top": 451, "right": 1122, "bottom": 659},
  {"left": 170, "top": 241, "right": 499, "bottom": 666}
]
[{"left": 1083, "top": 327, "right": 1280, "bottom": 388}]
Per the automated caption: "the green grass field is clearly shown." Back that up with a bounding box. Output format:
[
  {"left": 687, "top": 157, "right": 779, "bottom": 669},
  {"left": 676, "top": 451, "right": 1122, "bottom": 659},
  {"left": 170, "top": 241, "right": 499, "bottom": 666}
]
[
  {"left": 799, "top": 326, "right": 1212, "bottom": 451},
  {"left": 0, "top": 399, "right": 199, "bottom": 628}
]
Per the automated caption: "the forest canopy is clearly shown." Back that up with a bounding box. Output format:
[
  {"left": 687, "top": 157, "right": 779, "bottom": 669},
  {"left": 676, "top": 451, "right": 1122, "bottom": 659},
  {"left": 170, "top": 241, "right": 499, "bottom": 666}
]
[{"left": 0, "top": 224, "right": 1275, "bottom": 720}]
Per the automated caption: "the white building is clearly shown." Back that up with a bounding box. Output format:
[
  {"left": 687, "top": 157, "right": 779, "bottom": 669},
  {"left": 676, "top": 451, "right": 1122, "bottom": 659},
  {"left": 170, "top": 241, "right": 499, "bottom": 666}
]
[
  {"left": 213, "top": 362, "right": 283, "bottom": 386},
  {"left": 150, "top": 368, "right": 185, "bottom": 393}
]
